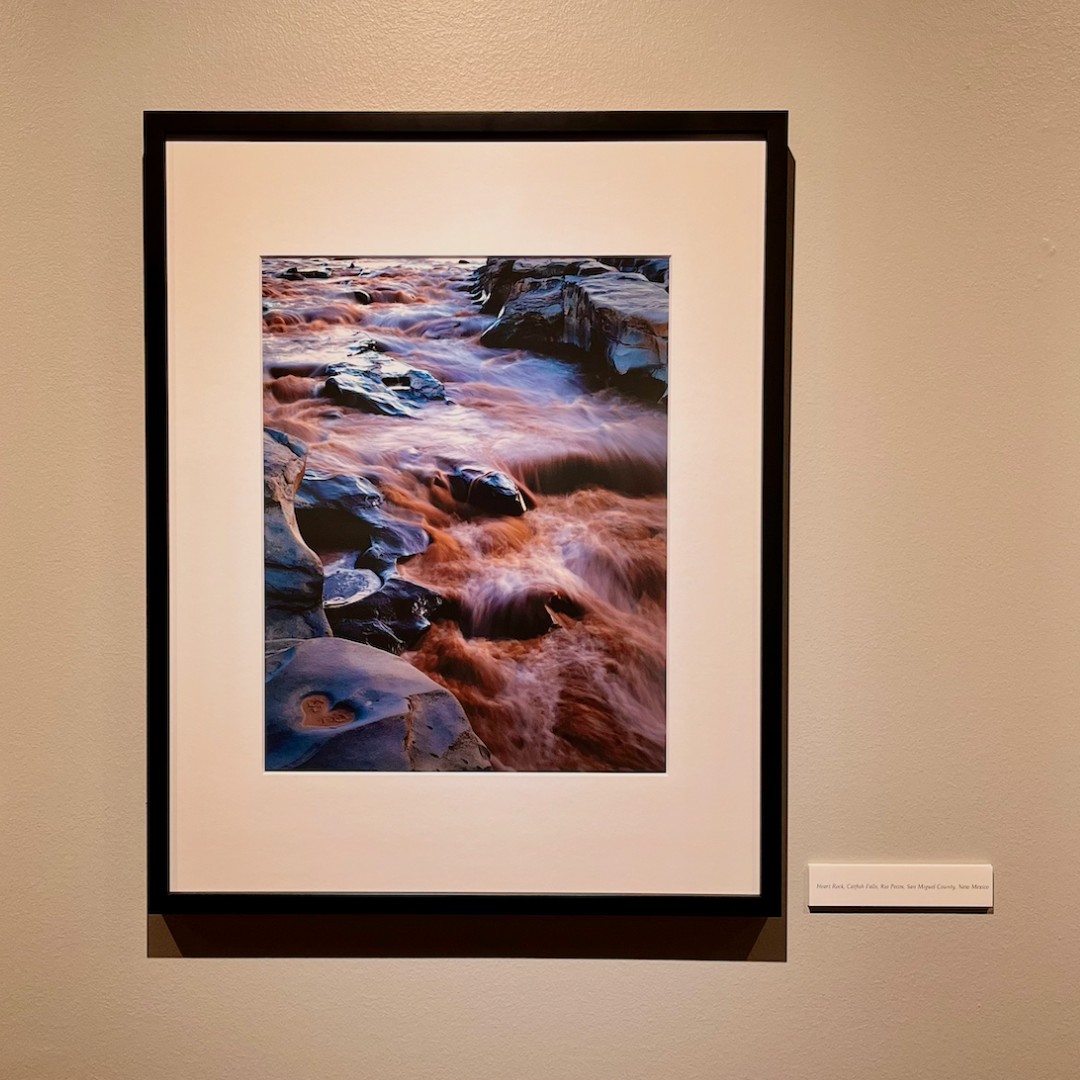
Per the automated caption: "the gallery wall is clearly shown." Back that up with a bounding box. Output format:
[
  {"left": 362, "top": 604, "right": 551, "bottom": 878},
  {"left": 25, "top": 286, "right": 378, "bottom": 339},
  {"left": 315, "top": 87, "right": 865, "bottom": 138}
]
[{"left": 2, "top": 1, "right": 1078, "bottom": 1077}]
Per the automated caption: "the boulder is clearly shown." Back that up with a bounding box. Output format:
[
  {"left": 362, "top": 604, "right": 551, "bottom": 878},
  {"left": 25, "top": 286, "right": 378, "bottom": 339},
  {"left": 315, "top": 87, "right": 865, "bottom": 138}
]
[
  {"left": 373, "top": 358, "right": 446, "bottom": 401},
  {"left": 263, "top": 429, "right": 330, "bottom": 641},
  {"left": 292, "top": 467, "right": 428, "bottom": 573},
  {"left": 322, "top": 354, "right": 446, "bottom": 417},
  {"left": 597, "top": 256, "right": 670, "bottom": 286},
  {"left": 476, "top": 256, "right": 614, "bottom": 314},
  {"left": 324, "top": 372, "right": 411, "bottom": 417},
  {"left": 328, "top": 618, "right": 407, "bottom": 654},
  {"left": 265, "top": 637, "right": 491, "bottom": 771},
  {"left": 323, "top": 568, "right": 382, "bottom": 608},
  {"left": 266, "top": 606, "right": 333, "bottom": 643},
  {"left": 278, "top": 265, "right": 333, "bottom": 280},
  {"left": 353, "top": 513, "right": 430, "bottom": 577},
  {"left": 447, "top": 465, "right": 527, "bottom": 516},
  {"left": 328, "top": 577, "right": 448, "bottom": 650},
  {"left": 478, "top": 279, "right": 564, "bottom": 352},
  {"left": 295, "top": 471, "right": 382, "bottom": 515},
  {"left": 295, "top": 500, "right": 429, "bottom": 577},
  {"left": 475, "top": 264, "right": 669, "bottom": 389},
  {"left": 562, "top": 272, "right": 669, "bottom": 376},
  {"left": 346, "top": 336, "right": 388, "bottom": 354},
  {"left": 265, "top": 426, "right": 307, "bottom": 457}
]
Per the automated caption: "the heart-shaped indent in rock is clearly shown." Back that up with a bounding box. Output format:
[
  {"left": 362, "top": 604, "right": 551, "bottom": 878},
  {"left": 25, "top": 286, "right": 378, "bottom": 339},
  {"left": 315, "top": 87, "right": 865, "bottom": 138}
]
[{"left": 299, "top": 693, "right": 355, "bottom": 729}]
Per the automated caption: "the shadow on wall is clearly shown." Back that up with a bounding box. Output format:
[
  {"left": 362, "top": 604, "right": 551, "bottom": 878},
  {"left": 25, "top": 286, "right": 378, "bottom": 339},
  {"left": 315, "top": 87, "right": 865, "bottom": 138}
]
[{"left": 149, "top": 914, "right": 785, "bottom": 961}]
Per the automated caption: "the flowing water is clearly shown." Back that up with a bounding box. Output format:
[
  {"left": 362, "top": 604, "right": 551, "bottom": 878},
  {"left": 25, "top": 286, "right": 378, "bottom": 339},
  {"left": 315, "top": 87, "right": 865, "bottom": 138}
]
[{"left": 263, "top": 257, "right": 667, "bottom": 771}]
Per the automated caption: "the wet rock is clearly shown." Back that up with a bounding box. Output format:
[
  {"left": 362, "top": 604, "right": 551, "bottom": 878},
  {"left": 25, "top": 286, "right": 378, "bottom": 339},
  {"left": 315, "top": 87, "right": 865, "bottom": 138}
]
[
  {"left": 598, "top": 256, "right": 670, "bottom": 286},
  {"left": 266, "top": 606, "right": 333, "bottom": 642},
  {"left": 477, "top": 265, "right": 668, "bottom": 387},
  {"left": 295, "top": 471, "right": 382, "bottom": 515},
  {"left": 562, "top": 273, "right": 669, "bottom": 376},
  {"left": 327, "top": 577, "right": 448, "bottom": 650},
  {"left": 265, "top": 426, "right": 307, "bottom": 457},
  {"left": 447, "top": 465, "right": 527, "bottom": 516},
  {"left": 295, "top": 469, "right": 392, "bottom": 558},
  {"left": 346, "top": 336, "right": 388, "bottom": 354},
  {"left": 330, "top": 618, "right": 407, "bottom": 654},
  {"left": 325, "top": 371, "right": 412, "bottom": 416},
  {"left": 473, "top": 260, "right": 669, "bottom": 393},
  {"left": 353, "top": 514, "right": 430, "bottom": 577},
  {"left": 323, "top": 568, "right": 382, "bottom": 608},
  {"left": 322, "top": 355, "right": 446, "bottom": 417},
  {"left": 476, "top": 256, "right": 614, "bottom": 314},
  {"left": 295, "top": 502, "right": 428, "bottom": 574},
  {"left": 263, "top": 429, "right": 330, "bottom": 641},
  {"left": 278, "top": 265, "right": 333, "bottom": 280},
  {"left": 478, "top": 279, "right": 564, "bottom": 351},
  {"left": 375, "top": 359, "right": 446, "bottom": 401},
  {"left": 265, "top": 637, "right": 491, "bottom": 771}
]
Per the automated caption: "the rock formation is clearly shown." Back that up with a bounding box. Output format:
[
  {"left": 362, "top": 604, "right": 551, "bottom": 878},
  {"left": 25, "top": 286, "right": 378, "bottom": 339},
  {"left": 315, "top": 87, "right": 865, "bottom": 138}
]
[
  {"left": 265, "top": 637, "right": 492, "bottom": 771},
  {"left": 446, "top": 465, "right": 528, "bottom": 516},
  {"left": 322, "top": 355, "right": 446, "bottom": 417},
  {"left": 562, "top": 272, "right": 668, "bottom": 376},
  {"left": 474, "top": 257, "right": 669, "bottom": 393},
  {"left": 329, "top": 577, "right": 450, "bottom": 653},
  {"left": 263, "top": 429, "right": 330, "bottom": 642}
]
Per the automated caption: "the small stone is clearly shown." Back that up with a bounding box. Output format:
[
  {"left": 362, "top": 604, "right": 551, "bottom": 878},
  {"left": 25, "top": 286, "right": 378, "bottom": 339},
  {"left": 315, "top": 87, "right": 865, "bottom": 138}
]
[
  {"left": 323, "top": 568, "right": 382, "bottom": 608},
  {"left": 447, "top": 465, "right": 527, "bottom": 516}
]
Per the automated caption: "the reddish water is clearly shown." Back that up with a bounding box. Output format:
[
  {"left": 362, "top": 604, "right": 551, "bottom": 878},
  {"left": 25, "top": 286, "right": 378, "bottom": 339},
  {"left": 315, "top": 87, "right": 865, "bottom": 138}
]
[{"left": 263, "top": 257, "right": 667, "bottom": 771}]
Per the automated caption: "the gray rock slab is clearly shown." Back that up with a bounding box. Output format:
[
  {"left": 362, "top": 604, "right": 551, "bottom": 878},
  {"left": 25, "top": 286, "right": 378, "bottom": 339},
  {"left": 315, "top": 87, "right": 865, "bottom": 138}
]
[{"left": 265, "top": 637, "right": 490, "bottom": 771}]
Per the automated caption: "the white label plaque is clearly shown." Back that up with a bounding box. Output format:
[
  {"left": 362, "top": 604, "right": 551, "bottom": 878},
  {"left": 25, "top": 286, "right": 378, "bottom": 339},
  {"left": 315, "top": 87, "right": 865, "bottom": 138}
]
[{"left": 807, "top": 863, "right": 994, "bottom": 910}]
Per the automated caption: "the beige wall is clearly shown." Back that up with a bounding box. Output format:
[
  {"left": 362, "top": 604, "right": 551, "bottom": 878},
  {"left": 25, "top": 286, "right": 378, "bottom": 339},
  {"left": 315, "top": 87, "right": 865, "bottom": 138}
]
[{"left": 2, "top": 1, "right": 1078, "bottom": 1077}]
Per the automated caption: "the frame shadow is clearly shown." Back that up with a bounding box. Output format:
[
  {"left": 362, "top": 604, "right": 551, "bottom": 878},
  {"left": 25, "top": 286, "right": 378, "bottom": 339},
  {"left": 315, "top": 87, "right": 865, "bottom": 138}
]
[{"left": 149, "top": 913, "right": 785, "bottom": 960}]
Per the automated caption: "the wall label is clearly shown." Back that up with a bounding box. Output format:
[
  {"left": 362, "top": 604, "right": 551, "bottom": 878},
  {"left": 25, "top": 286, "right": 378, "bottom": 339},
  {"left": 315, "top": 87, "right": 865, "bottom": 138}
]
[{"left": 807, "top": 863, "right": 994, "bottom": 910}]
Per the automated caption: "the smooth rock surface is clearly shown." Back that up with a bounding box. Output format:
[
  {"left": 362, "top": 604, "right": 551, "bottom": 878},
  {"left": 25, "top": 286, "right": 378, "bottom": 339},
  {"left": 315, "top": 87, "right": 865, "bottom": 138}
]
[
  {"left": 265, "top": 637, "right": 490, "bottom": 771},
  {"left": 323, "top": 567, "right": 383, "bottom": 608},
  {"left": 477, "top": 256, "right": 613, "bottom": 314},
  {"left": 327, "top": 617, "right": 407, "bottom": 654},
  {"left": 447, "top": 465, "right": 528, "bottom": 516},
  {"left": 475, "top": 260, "right": 669, "bottom": 389},
  {"left": 295, "top": 471, "right": 382, "bottom": 515},
  {"left": 327, "top": 577, "right": 448, "bottom": 650},
  {"left": 291, "top": 468, "right": 429, "bottom": 578},
  {"left": 263, "top": 429, "right": 329, "bottom": 640},
  {"left": 478, "top": 279, "right": 564, "bottom": 351},
  {"left": 598, "top": 256, "right": 670, "bottom": 286},
  {"left": 278, "top": 265, "right": 332, "bottom": 280},
  {"left": 322, "top": 354, "right": 446, "bottom": 416},
  {"left": 562, "top": 272, "right": 669, "bottom": 375}
]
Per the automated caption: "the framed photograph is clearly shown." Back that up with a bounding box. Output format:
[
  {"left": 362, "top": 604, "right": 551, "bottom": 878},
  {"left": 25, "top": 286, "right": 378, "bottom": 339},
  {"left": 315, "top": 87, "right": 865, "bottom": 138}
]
[{"left": 146, "top": 111, "right": 792, "bottom": 918}]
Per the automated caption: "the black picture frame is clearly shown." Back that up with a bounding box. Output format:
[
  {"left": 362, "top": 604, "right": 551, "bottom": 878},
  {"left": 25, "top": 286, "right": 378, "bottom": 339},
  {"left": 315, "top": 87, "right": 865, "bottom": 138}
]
[{"left": 145, "top": 110, "right": 793, "bottom": 922}]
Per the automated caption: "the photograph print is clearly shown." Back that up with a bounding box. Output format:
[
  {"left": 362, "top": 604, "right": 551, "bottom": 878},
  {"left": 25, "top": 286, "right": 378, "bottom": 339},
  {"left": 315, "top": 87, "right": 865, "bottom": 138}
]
[{"left": 263, "top": 256, "right": 669, "bottom": 773}]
